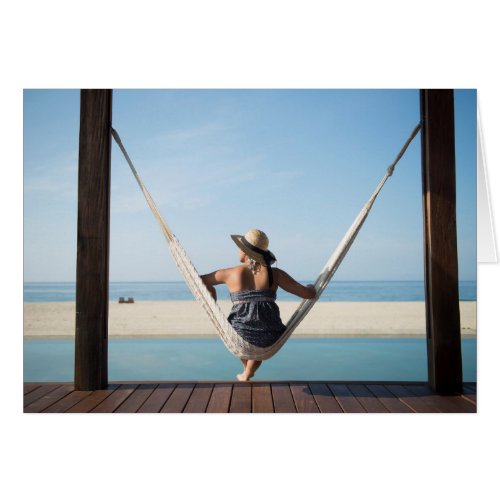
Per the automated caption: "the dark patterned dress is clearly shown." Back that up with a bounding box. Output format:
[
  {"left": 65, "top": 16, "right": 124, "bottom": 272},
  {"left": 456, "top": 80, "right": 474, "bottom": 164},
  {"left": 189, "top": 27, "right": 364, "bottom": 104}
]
[{"left": 227, "top": 289, "right": 287, "bottom": 349}]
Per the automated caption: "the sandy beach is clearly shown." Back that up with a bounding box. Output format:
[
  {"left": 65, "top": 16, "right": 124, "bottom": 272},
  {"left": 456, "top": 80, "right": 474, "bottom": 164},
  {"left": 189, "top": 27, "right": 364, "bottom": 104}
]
[{"left": 24, "top": 300, "right": 477, "bottom": 339}]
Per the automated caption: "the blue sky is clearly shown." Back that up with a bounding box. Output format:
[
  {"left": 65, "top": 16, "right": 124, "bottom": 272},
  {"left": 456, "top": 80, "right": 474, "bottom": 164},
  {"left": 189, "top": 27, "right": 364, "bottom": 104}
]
[{"left": 23, "top": 89, "right": 476, "bottom": 282}]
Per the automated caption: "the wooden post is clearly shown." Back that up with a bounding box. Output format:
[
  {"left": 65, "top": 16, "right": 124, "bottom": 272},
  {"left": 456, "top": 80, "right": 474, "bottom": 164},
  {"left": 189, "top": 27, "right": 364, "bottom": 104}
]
[
  {"left": 74, "top": 90, "right": 112, "bottom": 391},
  {"left": 420, "top": 89, "right": 463, "bottom": 393}
]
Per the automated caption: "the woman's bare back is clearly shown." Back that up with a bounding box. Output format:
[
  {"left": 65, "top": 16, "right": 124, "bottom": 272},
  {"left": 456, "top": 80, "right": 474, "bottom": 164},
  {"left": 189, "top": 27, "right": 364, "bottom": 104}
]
[
  {"left": 202, "top": 264, "right": 316, "bottom": 299},
  {"left": 225, "top": 264, "right": 277, "bottom": 293}
]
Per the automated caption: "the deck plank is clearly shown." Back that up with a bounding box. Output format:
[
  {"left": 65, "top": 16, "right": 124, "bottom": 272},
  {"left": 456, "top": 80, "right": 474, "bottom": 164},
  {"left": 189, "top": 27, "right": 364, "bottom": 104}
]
[
  {"left": 309, "top": 383, "right": 343, "bottom": 413},
  {"left": 114, "top": 384, "right": 159, "bottom": 413},
  {"left": 161, "top": 383, "right": 195, "bottom": 413},
  {"left": 461, "top": 393, "right": 476, "bottom": 406},
  {"left": 365, "top": 384, "right": 415, "bottom": 413},
  {"left": 184, "top": 384, "right": 214, "bottom": 413},
  {"left": 404, "top": 384, "right": 476, "bottom": 413},
  {"left": 66, "top": 384, "right": 121, "bottom": 413},
  {"left": 385, "top": 384, "right": 440, "bottom": 413},
  {"left": 137, "top": 383, "right": 176, "bottom": 413},
  {"left": 271, "top": 383, "right": 297, "bottom": 413},
  {"left": 206, "top": 383, "right": 232, "bottom": 413},
  {"left": 24, "top": 383, "right": 42, "bottom": 395},
  {"left": 290, "top": 384, "right": 320, "bottom": 413},
  {"left": 24, "top": 384, "right": 62, "bottom": 407},
  {"left": 327, "top": 384, "right": 366, "bottom": 413},
  {"left": 347, "top": 384, "right": 389, "bottom": 413},
  {"left": 91, "top": 384, "right": 139, "bottom": 413},
  {"left": 461, "top": 385, "right": 477, "bottom": 405},
  {"left": 25, "top": 384, "right": 75, "bottom": 413},
  {"left": 252, "top": 383, "right": 274, "bottom": 413},
  {"left": 43, "top": 390, "right": 94, "bottom": 413},
  {"left": 22, "top": 381, "right": 478, "bottom": 413},
  {"left": 230, "top": 384, "right": 252, "bottom": 413}
]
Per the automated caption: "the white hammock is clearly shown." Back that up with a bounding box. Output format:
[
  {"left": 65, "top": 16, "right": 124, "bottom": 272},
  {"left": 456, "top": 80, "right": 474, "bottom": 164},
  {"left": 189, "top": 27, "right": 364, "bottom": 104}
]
[{"left": 111, "top": 124, "right": 421, "bottom": 360}]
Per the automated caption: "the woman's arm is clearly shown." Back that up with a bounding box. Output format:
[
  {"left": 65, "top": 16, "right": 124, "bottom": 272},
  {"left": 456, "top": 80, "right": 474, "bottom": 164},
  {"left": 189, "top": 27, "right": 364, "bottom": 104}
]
[
  {"left": 200, "top": 268, "right": 233, "bottom": 302},
  {"left": 275, "top": 268, "right": 317, "bottom": 299}
]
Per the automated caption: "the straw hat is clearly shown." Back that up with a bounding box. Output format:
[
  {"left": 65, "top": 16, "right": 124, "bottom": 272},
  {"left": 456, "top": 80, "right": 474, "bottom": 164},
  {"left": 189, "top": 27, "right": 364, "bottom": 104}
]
[{"left": 231, "top": 229, "right": 277, "bottom": 265}]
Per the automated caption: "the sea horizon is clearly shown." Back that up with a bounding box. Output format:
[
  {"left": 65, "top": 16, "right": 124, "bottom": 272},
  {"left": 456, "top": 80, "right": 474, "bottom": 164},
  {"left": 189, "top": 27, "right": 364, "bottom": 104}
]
[{"left": 24, "top": 280, "right": 477, "bottom": 303}]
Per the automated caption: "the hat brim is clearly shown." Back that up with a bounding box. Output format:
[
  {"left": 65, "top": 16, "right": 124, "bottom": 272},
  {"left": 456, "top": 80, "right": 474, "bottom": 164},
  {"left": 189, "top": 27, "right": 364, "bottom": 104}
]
[{"left": 230, "top": 234, "right": 276, "bottom": 265}]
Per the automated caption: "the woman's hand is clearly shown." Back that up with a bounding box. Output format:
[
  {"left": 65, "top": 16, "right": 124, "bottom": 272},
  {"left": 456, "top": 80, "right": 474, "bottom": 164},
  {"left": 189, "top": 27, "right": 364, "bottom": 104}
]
[{"left": 306, "top": 284, "right": 317, "bottom": 299}]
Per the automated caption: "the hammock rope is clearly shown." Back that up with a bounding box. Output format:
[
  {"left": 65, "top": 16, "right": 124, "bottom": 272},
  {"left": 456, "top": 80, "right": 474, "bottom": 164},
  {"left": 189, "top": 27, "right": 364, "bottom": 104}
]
[{"left": 111, "top": 123, "right": 421, "bottom": 360}]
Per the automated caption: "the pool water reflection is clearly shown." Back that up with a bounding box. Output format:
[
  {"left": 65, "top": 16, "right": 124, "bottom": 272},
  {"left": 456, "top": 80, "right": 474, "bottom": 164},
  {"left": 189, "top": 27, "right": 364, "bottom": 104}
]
[{"left": 24, "top": 338, "right": 477, "bottom": 383}]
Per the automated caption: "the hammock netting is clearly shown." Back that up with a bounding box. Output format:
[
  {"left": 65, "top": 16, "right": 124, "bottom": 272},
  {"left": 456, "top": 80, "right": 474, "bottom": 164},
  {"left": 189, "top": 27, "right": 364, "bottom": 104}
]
[{"left": 111, "top": 123, "right": 421, "bottom": 360}]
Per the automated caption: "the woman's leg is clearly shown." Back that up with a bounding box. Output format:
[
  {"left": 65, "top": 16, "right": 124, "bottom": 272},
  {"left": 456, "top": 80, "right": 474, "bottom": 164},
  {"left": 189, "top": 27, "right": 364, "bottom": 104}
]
[
  {"left": 237, "top": 359, "right": 247, "bottom": 381},
  {"left": 237, "top": 359, "right": 262, "bottom": 381},
  {"left": 246, "top": 360, "right": 262, "bottom": 378}
]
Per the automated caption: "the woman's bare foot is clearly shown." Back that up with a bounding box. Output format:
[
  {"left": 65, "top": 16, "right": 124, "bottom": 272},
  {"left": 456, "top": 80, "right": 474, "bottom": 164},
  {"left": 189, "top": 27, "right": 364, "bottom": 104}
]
[
  {"left": 236, "top": 371, "right": 256, "bottom": 381},
  {"left": 236, "top": 360, "right": 261, "bottom": 381}
]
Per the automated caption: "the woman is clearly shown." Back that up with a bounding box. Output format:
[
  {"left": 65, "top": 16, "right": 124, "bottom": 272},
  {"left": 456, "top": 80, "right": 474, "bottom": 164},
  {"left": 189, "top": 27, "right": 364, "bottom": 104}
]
[{"left": 201, "top": 228, "right": 316, "bottom": 381}]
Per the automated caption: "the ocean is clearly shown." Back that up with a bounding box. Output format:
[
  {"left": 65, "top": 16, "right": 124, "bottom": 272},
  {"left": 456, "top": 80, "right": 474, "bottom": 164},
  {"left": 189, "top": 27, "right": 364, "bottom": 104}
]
[{"left": 23, "top": 280, "right": 477, "bottom": 303}]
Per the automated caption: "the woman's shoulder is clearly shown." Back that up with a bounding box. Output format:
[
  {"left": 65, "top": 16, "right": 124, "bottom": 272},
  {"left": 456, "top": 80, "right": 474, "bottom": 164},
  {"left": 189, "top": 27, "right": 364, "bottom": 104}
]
[
  {"left": 205, "top": 265, "right": 246, "bottom": 284},
  {"left": 218, "top": 264, "right": 248, "bottom": 280},
  {"left": 231, "top": 264, "right": 248, "bottom": 273},
  {"left": 215, "top": 264, "right": 246, "bottom": 274},
  {"left": 271, "top": 267, "right": 284, "bottom": 279}
]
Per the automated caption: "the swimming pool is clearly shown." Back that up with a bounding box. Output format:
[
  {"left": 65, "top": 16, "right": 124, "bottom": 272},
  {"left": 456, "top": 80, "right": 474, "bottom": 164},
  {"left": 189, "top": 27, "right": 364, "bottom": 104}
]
[{"left": 23, "top": 338, "right": 477, "bottom": 383}]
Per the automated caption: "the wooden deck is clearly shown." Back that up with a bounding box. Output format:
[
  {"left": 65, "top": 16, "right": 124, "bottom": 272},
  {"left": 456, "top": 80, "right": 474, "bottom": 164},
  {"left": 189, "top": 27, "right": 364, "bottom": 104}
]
[{"left": 23, "top": 381, "right": 476, "bottom": 413}]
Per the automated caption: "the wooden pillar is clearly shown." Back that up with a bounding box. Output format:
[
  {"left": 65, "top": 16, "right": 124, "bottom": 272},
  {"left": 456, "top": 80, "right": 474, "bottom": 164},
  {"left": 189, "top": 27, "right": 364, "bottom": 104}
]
[
  {"left": 420, "top": 89, "right": 463, "bottom": 393},
  {"left": 74, "top": 90, "right": 112, "bottom": 390}
]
